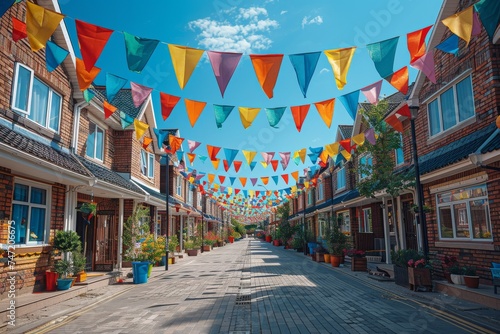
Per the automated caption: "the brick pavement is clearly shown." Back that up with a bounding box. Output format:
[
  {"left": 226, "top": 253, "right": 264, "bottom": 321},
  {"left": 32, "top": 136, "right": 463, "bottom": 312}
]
[{"left": 9, "top": 238, "right": 500, "bottom": 334}]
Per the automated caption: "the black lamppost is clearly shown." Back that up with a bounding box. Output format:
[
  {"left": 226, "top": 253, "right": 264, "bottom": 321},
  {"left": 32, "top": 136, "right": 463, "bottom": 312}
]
[
  {"left": 162, "top": 129, "right": 178, "bottom": 271},
  {"left": 409, "top": 106, "right": 429, "bottom": 258},
  {"left": 201, "top": 197, "right": 205, "bottom": 253},
  {"left": 298, "top": 176, "right": 307, "bottom": 255}
]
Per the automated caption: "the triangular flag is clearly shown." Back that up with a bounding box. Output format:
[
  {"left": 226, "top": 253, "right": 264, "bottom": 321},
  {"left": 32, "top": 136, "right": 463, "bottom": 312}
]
[
  {"left": 289, "top": 51, "right": 321, "bottom": 98},
  {"left": 185, "top": 99, "right": 206, "bottom": 127},
  {"left": 340, "top": 149, "right": 352, "bottom": 161},
  {"left": 75, "top": 58, "right": 100, "bottom": 91},
  {"left": 261, "top": 152, "right": 275, "bottom": 164},
  {"left": 168, "top": 44, "right": 205, "bottom": 89},
  {"left": 340, "top": 139, "right": 353, "bottom": 153},
  {"left": 281, "top": 174, "right": 289, "bottom": 184},
  {"left": 239, "top": 107, "right": 260, "bottom": 129},
  {"left": 83, "top": 89, "right": 94, "bottom": 103},
  {"left": 219, "top": 175, "right": 226, "bottom": 184},
  {"left": 474, "top": 0, "right": 500, "bottom": 41},
  {"left": 160, "top": 93, "right": 181, "bottom": 121},
  {"left": 435, "top": 34, "right": 460, "bottom": 56},
  {"left": 365, "top": 128, "right": 377, "bottom": 145},
  {"left": 272, "top": 176, "right": 279, "bottom": 185},
  {"left": 26, "top": 2, "right": 65, "bottom": 51},
  {"left": 153, "top": 128, "right": 168, "bottom": 149},
  {"left": 496, "top": 115, "right": 500, "bottom": 129},
  {"left": 234, "top": 161, "right": 242, "bottom": 173},
  {"left": 291, "top": 104, "right": 310, "bottom": 132},
  {"left": 396, "top": 104, "right": 411, "bottom": 119},
  {"left": 260, "top": 161, "right": 268, "bottom": 169},
  {"left": 319, "top": 150, "right": 329, "bottom": 164},
  {"left": 242, "top": 150, "right": 257, "bottom": 165},
  {"left": 360, "top": 80, "right": 382, "bottom": 106},
  {"left": 324, "top": 142, "right": 340, "bottom": 157},
  {"left": 224, "top": 148, "right": 239, "bottom": 167},
  {"left": 105, "top": 73, "right": 127, "bottom": 103},
  {"left": 314, "top": 98, "right": 335, "bottom": 128},
  {"left": 251, "top": 178, "right": 259, "bottom": 186},
  {"left": 168, "top": 135, "right": 184, "bottom": 154},
  {"left": 249, "top": 54, "right": 283, "bottom": 98},
  {"left": 442, "top": 6, "right": 473, "bottom": 45},
  {"left": 1, "top": 1, "right": 15, "bottom": 19},
  {"left": 385, "top": 114, "right": 404, "bottom": 132},
  {"left": 211, "top": 159, "right": 220, "bottom": 170},
  {"left": 142, "top": 137, "right": 153, "bottom": 151},
  {"left": 366, "top": 37, "right": 400, "bottom": 78},
  {"left": 214, "top": 104, "right": 235, "bottom": 128},
  {"left": 198, "top": 155, "right": 208, "bottom": 162},
  {"left": 229, "top": 177, "right": 236, "bottom": 185},
  {"left": 239, "top": 177, "right": 247, "bottom": 187},
  {"left": 410, "top": 51, "right": 436, "bottom": 84},
  {"left": 12, "top": 17, "right": 27, "bottom": 42},
  {"left": 279, "top": 152, "right": 290, "bottom": 170},
  {"left": 188, "top": 140, "right": 201, "bottom": 153},
  {"left": 338, "top": 90, "right": 360, "bottom": 120},
  {"left": 134, "top": 119, "right": 149, "bottom": 140},
  {"left": 249, "top": 161, "right": 257, "bottom": 171},
  {"left": 324, "top": 47, "right": 356, "bottom": 90},
  {"left": 297, "top": 148, "right": 307, "bottom": 163},
  {"left": 176, "top": 151, "right": 184, "bottom": 163},
  {"left": 75, "top": 20, "right": 113, "bottom": 71},
  {"left": 265, "top": 107, "right": 287, "bottom": 128},
  {"left": 187, "top": 153, "right": 196, "bottom": 165},
  {"left": 131, "top": 82, "right": 153, "bottom": 107},
  {"left": 103, "top": 101, "right": 117, "bottom": 119},
  {"left": 407, "top": 25, "right": 432, "bottom": 63},
  {"left": 208, "top": 173, "right": 215, "bottom": 184},
  {"left": 123, "top": 31, "right": 159, "bottom": 73},
  {"left": 206, "top": 145, "right": 221, "bottom": 161},
  {"left": 271, "top": 160, "right": 279, "bottom": 172},
  {"left": 119, "top": 111, "right": 134, "bottom": 129},
  {"left": 207, "top": 51, "right": 242, "bottom": 97},
  {"left": 384, "top": 67, "right": 408, "bottom": 95},
  {"left": 471, "top": 11, "right": 482, "bottom": 37},
  {"left": 261, "top": 177, "right": 269, "bottom": 185},
  {"left": 45, "top": 41, "right": 69, "bottom": 72},
  {"left": 291, "top": 171, "right": 299, "bottom": 182},
  {"left": 351, "top": 133, "right": 366, "bottom": 146},
  {"left": 235, "top": 188, "right": 241, "bottom": 195}
]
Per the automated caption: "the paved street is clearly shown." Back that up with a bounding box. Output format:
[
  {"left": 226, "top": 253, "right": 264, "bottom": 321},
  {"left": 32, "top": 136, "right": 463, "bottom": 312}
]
[{"left": 14, "top": 239, "right": 498, "bottom": 334}]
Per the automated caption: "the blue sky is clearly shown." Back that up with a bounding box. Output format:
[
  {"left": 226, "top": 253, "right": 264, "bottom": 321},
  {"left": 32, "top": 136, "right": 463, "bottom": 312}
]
[{"left": 60, "top": 0, "right": 442, "bottom": 192}]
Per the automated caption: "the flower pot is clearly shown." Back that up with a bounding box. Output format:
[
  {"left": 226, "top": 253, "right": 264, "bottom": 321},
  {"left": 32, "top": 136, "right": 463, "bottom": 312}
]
[
  {"left": 394, "top": 265, "right": 409, "bottom": 288},
  {"left": 330, "top": 255, "right": 342, "bottom": 267},
  {"left": 168, "top": 257, "right": 175, "bottom": 265},
  {"left": 464, "top": 275, "right": 479, "bottom": 289},
  {"left": 132, "top": 261, "right": 149, "bottom": 284},
  {"left": 273, "top": 240, "right": 280, "bottom": 246},
  {"left": 56, "top": 278, "right": 73, "bottom": 291},
  {"left": 314, "top": 253, "right": 325, "bottom": 262},
  {"left": 408, "top": 267, "right": 432, "bottom": 291},
  {"left": 147, "top": 263, "right": 153, "bottom": 278},
  {"left": 75, "top": 271, "right": 87, "bottom": 283},
  {"left": 450, "top": 274, "right": 465, "bottom": 285},
  {"left": 351, "top": 257, "right": 367, "bottom": 272},
  {"left": 45, "top": 271, "right": 58, "bottom": 291},
  {"left": 186, "top": 249, "right": 199, "bottom": 256},
  {"left": 444, "top": 272, "right": 452, "bottom": 284},
  {"left": 202, "top": 245, "right": 211, "bottom": 252},
  {"left": 324, "top": 254, "right": 331, "bottom": 263},
  {"left": 229, "top": 236, "right": 236, "bottom": 243},
  {"left": 265, "top": 236, "right": 271, "bottom": 243},
  {"left": 307, "top": 242, "right": 318, "bottom": 255}
]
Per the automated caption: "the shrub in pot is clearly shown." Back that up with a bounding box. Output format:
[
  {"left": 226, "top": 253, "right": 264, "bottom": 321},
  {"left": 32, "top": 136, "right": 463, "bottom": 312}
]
[{"left": 463, "top": 266, "right": 479, "bottom": 288}]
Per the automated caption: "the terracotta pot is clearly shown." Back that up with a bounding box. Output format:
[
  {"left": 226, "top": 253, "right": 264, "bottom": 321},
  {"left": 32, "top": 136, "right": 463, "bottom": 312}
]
[
  {"left": 464, "top": 275, "right": 479, "bottom": 288},
  {"left": 324, "top": 254, "right": 331, "bottom": 263},
  {"left": 330, "top": 255, "right": 342, "bottom": 267}
]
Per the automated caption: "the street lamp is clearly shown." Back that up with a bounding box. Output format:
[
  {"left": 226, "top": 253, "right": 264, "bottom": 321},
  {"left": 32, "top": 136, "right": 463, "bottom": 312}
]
[
  {"left": 297, "top": 176, "right": 307, "bottom": 255},
  {"left": 409, "top": 106, "right": 429, "bottom": 259},
  {"left": 200, "top": 196, "right": 205, "bottom": 253}
]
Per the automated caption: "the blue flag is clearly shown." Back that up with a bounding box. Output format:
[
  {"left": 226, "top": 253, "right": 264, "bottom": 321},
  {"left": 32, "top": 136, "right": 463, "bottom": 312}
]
[
  {"left": 105, "top": 73, "right": 128, "bottom": 103},
  {"left": 214, "top": 104, "right": 235, "bottom": 128},
  {"left": 265, "top": 107, "right": 287, "bottom": 128},
  {"left": 366, "top": 37, "right": 399, "bottom": 78},
  {"left": 45, "top": 41, "right": 69, "bottom": 72},
  {"left": 289, "top": 51, "right": 321, "bottom": 98},
  {"left": 435, "top": 34, "right": 460, "bottom": 56},
  {"left": 338, "top": 90, "right": 360, "bottom": 120}
]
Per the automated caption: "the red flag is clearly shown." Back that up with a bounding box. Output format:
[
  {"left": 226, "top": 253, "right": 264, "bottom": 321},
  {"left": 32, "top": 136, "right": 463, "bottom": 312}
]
[
  {"left": 396, "top": 104, "right": 411, "bottom": 119},
  {"left": 385, "top": 67, "right": 408, "bottom": 95},
  {"left": 271, "top": 160, "right": 279, "bottom": 172},
  {"left": 233, "top": 161, "right": 242, "bottom": 173},
  {"left": 103, "top": 101, "right": 117, "bottom": 119},
  {"left": 75, "top": 20, "right": 113, "bottom": 71},
  {"left": 160, "top": 92, "right": 181, "bottom": 120},
  {"left": 12, "top": 17, "right": 27, "bottom": 42},
  {"left": 281, "top": 174, "right": 289, "bottom": 184},
  {"left": 407, "top": 25, "right": 432, "bottom": 63},
  {"left": 386, "top": 114, "right": 404, "bottom": 132},
  {"left": 223, "top": 160, "right": 230, "bottom": 172},
  {"left": 218, "top": 175, "right": 226, "bottom": 184}
]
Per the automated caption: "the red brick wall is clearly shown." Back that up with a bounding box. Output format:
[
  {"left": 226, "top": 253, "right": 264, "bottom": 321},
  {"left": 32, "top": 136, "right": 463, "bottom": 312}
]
[{"left": 113, "top": 130, "right": 133, "bottom": 173}]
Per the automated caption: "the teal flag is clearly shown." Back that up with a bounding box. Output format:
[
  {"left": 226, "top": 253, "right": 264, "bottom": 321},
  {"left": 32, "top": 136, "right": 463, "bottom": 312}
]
[
  {"left": 105, "top": 73, "right": 127, "bottom": 103},
  {"left": 224, "top": 148, "right": 238, "bottom": 167},
  {"left": 198, "top": 155, "right": 208, "bottom": 162},
  {"left": 119, "top": 111, "right": 134, "bottom": 129},
  {"left": 214, "top": 104, "right": 234, "bottom": 128},
  {"left": 45, "top": 41, "right": 69, "bottom": 72},
  {"left": 0, "top": 0, "right": 15, "bottom": 19},
  {"left": 272, "top": 175, "right": 279, "bottom": 185},
  {"left": 249, "top": 161, "right": 257, "bottom": 171},
  {"left": 176, "top": 151, "right": 184, "bottom": 161},
  {"left": 366, "top": 36, "right": 399, "bottom": 78},
  {"left": 229, "top": 177, "right": 236, "bottom": 185},
  {"left": 474, "top": 0, "right": 500, "bottom": 41},
  {"left": 83, "top": 89, "right": 95, "bottom": 102},
  {"left": 153, "top": 128, "right": 168, "bottom": 149},
  {"left": 338, "top": 90, "right": 360, "bottom": 120},
  {"left": 435, "top": 35, "right": 459, "bottom": 56},
  {"left": 308, "top": 147, "right": 323, "bottom": 164},
  {"left": 265, "top": 107, "right": 287, "bottom": 128},
  {"left": 123, "top": 31, "right": 159, "bottom": 73},
  {"left": 288, "top": 51, "right": 321, "bottom": 98}
]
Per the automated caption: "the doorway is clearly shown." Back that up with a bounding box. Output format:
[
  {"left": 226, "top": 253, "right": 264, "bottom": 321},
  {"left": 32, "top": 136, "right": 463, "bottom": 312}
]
[
  {"left": 94, "top": 212, "right": 118, "bottom": 271},
  {"left": 402, "top": 201, "right": 418, "bottom": 250}
]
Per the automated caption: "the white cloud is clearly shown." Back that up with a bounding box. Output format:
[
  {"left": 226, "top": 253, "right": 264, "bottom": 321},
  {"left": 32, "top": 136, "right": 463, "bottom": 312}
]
[
  {"left": 280, "top": 10, "right": 288, "bottom": 15},
  {"left": 188, "top": 7, "right": 279, "bottom": 54},
  {"left": 301, "top": 15, "right": 323, "bottom": 29},
  {"left": 319, "top": 68, "right": 330, "bottom": 74}
]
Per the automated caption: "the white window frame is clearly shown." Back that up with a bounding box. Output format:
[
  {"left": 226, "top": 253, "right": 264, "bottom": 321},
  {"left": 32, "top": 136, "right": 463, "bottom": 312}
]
[
  {"left": 86, "top": 122, "right": 104, "bottom": 161},
  {"left": 427, "top": 75, "right": 475, "bottom": 138},
  {"left": 336, "top": 166, "right": 346, "bottom": 190},
  {"left": 140, "top": 150, "right": 155, "bottom": 179},
  {"left": 337, "top": 210, "right": 350, "bottom": 233},
  {"left": 176, "top": 175, "right": 182, "bottom": 197},
  {"left": 360, "top": 208, "right": 372, "bottom": 232},
  {"left": 10, "top": 178, "right": 51, "bottom": 246},
  {"left": 358, "top": 153, "right": 373, "bottom": 180},
  {"left": 188, "top": 186, "right": 193, "bottom": 205},
  {"left": 395, "top": 133, "right": 404, "bottom": 166},
  {"left": 317, "top": 179, "right": 324, "bottom": 201},
  {"left": 11, "top": 63, "right": 62, "bottom": 133},
  {"left": 307, "top": 190, "right": 313, "bottom": 206}
]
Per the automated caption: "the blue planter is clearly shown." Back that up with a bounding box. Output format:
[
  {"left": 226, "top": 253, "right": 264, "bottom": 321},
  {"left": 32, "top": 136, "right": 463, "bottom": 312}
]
[
  {"left": 160, "top": 256, "right": 166, "bottom": 266},
  {"left": 308, "top": 242, "right": 318, "bottom": 255},
  {"left": 57, "top": 278, "right": 73, "bottom": 290},
  {"left": 132, "top": 261, "right": 149, "bottom": 284}
]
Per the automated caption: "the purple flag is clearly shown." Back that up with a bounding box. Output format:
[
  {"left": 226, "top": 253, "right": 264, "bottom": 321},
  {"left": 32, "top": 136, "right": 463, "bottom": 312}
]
[
  {"left": 188, "top": 139, "right": 201, "bottom": 153},
  {"left": 279, "top": 152, "right": 290, "bottom": 170},
  {"left": 251, "top": 178, "right": 258, "bottom": 186},
  {"left": 360, "top": 80, "right": 382, "bottom": 106},
  {"left": 207, "top": 51, "right": 242, "bottom": 97},
  {"left": 410, "top": 51, "right": 436, "bottom": 84},
  {"left": 365, "top": 128, "right": 376, "bottom": 145},
  {"left": 130, "top": 82, "right": 152, "bottom": 107}
]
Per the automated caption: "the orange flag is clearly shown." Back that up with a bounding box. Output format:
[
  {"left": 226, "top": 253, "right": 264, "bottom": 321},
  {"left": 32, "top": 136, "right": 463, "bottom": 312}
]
[
  {"left": 185, "top": 98, "right": 206, "bottom": 127},
  {"left": 206, "top": 145, "right": 221, "bottom": 161},
  {"left": 103, "top": 101, "right": 117, "bottom": 119},
  {"left": 208, "top": 173, "right": 215, "bottom": 184},
  {"left": 142, "top": 137, "right": 153, "bottom": 151},
  {"left": 291, "top": 171, "right": 299, "bottom": 182},
  {"left": 396, "top": 104, "right": 411, "bottom": 119},
  {"left": 250, "top": 54, "right": 283, "bottom": 99},
  {"left": 239, "top": 177, "right": 247, "bottom": 187},
  {"left": 271, "top": 160, "right": 279, "bottom": 172},
  {"left": 290, "top": 104, "right": 310, "bottom": 132},
  {"left": 160, "top": 93, "right": 181, "bottom": 121},
  {"left": 314, "top": 98, "right": 335, "bottom": 128},
  {"left": 233, "top": 161, "right": 242, "bottom": 173},
  {"left": 75, "top": 58, "right": 100, "bottom": 91},
  {"left": 211, "top": 159, "right": 220, "bottom": 170},
  {"left": 187, "top": 153, "right": 196, "bottom": 165},
  {"left": 407, "top": 25, "right": 432, "bottom": 63},
  {"left": 75, "top": 20, "right": 114, "bottom": 71},
  {"left": 12, "top": 17, "right": 27, "bottom": 42},
  {"left": 281, "top": 174, "right": 289, "bottom": 184},
  {"left": 168, "top": 135, "right": 184, "bottom": 154},
  {"left": 385, "top": 67, "right": 408, "bottom": 95},
  {"left": 26, "top": 2, "right": 65, "bottom": 51},
  {"left": 261, "top": 177, "right": 269, "bottom": 185},
  {"left": 385, "top": 114, "right": 404, "bottom": 132}
]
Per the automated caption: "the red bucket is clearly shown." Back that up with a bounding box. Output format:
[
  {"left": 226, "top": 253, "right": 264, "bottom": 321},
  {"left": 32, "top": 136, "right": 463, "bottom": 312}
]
[{"left": 45, "top": 271, "right": 58, "bottom": 291}]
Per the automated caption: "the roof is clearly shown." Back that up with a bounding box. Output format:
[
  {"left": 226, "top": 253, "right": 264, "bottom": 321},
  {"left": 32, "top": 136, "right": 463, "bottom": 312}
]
[
  {"left": 338, "top": 125, "right": 353, "bottom": 139},
  {"left": 136, "top": 182, "right": 166, "bottom": 202},
  {"left": 77, "top": 157, "right": 144, "bottom": 194},
  {"left": 419, "top": 123, "right": 498, "bottom": 175},
  {"left": 0, "top": 123, "right": 92, "bottom": 177},
  {"left": 92, "top": 88, "right": 145, "bottom": 119}
]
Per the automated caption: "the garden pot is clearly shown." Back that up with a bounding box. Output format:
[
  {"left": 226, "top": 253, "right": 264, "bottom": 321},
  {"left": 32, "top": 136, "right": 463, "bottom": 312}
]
[
  {"left": 229, "top": 236, "right": 235, "bottom": 243},
  {"left": 75, "top": 271, "right": 87, "bottom": 283},
  {"left": 147, "top": 263, "right": 153, "bottom": 278},
  {"left": 56, "top": 278, "right": 73, "bottom": 291},
  {"left": 307, "top": 242, "right": 318, "bottom": 255},
  {"left": 351, "top": 257, "right": 367, "bottom": 272},
  {"left": 132, "top": 261, "right": 149, "bottom": 284},
  {"left": 314, "top": 253, "right": 325, "bottom": 262},
  {"left": 202, "top": 245, "right": 211, "bottom": 252},
  {"left": 160, "top": 256, "right": 167, "bottom": 266},
  {"left": 186, "top": 249, "right": 199, "bottom": 256},
  {"left": 265, "top": 236, "right": 271, "bottom": 243},
  {"left": 450, "top": 274, "right": 465, "bottom": 285},
  {"left": 273, "top": 240, "right": 280, "bottom": 246},
  {"left": 324, "top": 254, "right": 331, "bottom": 263},
  {"left": 45, "top": 271, "right": 58, "bottom": 291},
  {"left": 464, "top": 275, "right": 479, "bottom": 288},
  {"left": 394, "top": 265, "right": 409, "bottom": 288},
  {"left": 408, "top": 267, "right": 432, "bottom": 291},
  {"left": 330, "top": 255, "right": 342, "bottom": 267},
  {"left": 168, "top": 257, "right": 175, "bottom": 264},
  {"left": 444, "top": 272, "right": 452, "bottom": 283}
]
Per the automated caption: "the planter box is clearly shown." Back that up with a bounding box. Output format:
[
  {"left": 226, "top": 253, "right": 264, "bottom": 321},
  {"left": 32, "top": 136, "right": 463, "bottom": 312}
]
[
  {"left": 314, "top": 253, "right": 325, "bottom": 262},
  {"left": 186, "top": 249, "right": 200, "bottom": 256},
  {"left": 351, "top": 257, "right": 367, "bottom": 272},
  {"left": 202, "top": 245, "right": 211, "bottom": 252},
  {"left": 394, "top": 265, "right": 409, "bottom": 288},
  {"left": 408, "top": 267, "right": 432, "bottom": 291},
  {"left": 464, "top": 275, "right": 479, "bottom": 289}
]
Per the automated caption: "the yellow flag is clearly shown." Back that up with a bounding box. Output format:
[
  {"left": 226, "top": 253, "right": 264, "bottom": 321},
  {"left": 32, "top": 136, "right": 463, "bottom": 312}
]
[
  {"left": 291, "top": 185, "right": 297, "bottom": 193},
  {"left": 298, "top": 148, "right": 307, "bottom": 163},
  {"left": 248, "top": 190, "right": 255, "bottom": 197},
  {"left": 441, "top": 6, "right": 473, "bottom": 45},
  {"left": 351, "top": 133, "right": 366, "bottom": 146},
  {"left": 228, "top": 187, "right": 233, "bottom": 195},
  {"left": 238, "top": 107, "right": 261, "bottom": 129},
  {"left": 168, "top": 44, "right": 205, "bottom": 89},
  {"left": 324, "top": 142, "right": 340, "bottom": 157},
  {"left": 324, "top": 47, "right": 356, "bottom": 90},
  {"left": 133, "top": 119, "right": 149, "bottom": 140},
  {"left": 242, "top": 150, "right": 257, "bottom": 165},
  {"left": 319, "top": 150, "right": 329, "bottom": 164},
  {"left": 260, "top": 161, "right": 268, "bottom": 169},
  {"left": 208, "top": 173, "right": 215, "bottom": 184},
  {"left": 340, "top": 149, "right": 352, "bottom": 161},
  {"left": 26, "top": 2, "right": 65, "bottom": 52},
  {"left": 211, "top": 159, "right": 220, "bottom": 170}
]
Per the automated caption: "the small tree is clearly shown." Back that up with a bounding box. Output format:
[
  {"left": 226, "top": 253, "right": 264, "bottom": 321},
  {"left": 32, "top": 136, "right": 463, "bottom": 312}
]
[
  {"left": 123, "top": 204, "right": 150, "bottom": 262},
  {"left": 276, "top": 202, "right": 296, "bottom": 247}
]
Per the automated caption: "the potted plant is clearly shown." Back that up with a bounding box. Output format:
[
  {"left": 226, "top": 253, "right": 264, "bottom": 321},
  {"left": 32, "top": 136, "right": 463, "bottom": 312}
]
[
  {"left": 167, "top": 235, "right": 179, "bottom": 264},
  {"left": 312, "top": 244, "right": 327, "bottom": 262},
  {"left": 53, "top": 230, "right": 82, "bottom": 290},
  {"left": 326, "top": 221, "right": 348, "bottom": 267},
  {"left": 346, "top": 249, "right": 367, "bottom": 272},
  {"left": 449, "top": 264, "right": 466, "bottom": 285},
  {"left": 184, "top": 240, "right": 201, "bottom": 256},
  {"left": 141, "top": 234, "right": 165, "bottom": 277},
  {"left": 76, "top": 202, "right": 97, "bottom": 223},
  {"left": 407, "top": 256, "right": 433, "bottom": 291},
  {"left": 441, "top": 255, "right": 458, "bottom": 283},
  {"left": 54, "top": 259, "right": 73, "bottom": 290},
  {"left": 463, "top": 266, "right": 479, "bottom": 289},
  {"left": 123, "top": 204, "right": 151, "bottom": 284},
  {"left": 391, "top": 249, "right": 420, "bottom": 288},
  {"left": 72, "top": 247, "right": 87, "bottom": 283}
]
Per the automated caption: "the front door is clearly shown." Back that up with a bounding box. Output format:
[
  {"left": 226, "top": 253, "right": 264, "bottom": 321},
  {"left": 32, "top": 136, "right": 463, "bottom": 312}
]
[
  {"left": 94, "top": 213, "right": 118, "bottom": 271},
  {"left": 402, "top": 201, "right": 418, "bottom": 250}
]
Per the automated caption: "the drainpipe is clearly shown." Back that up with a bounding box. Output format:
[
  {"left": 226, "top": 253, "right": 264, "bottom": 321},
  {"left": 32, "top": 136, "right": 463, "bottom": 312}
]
[
  {"left": 382, "top": 197, "right": 391, "bottom": 264},
  {"left": 71, "top": 101, "right": 88, "bottom": 154},
  {"left": 117, "top": 198, "right": 124, "bottom": 273}
]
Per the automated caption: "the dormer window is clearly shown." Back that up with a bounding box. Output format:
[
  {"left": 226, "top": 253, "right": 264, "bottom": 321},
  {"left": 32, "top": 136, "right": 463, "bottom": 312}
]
[
  {"left": 86, "top": 122, "right": 104, "bottom": 161},
  {"left": 140, "top": 149, "right": 154, "bottom": 178}
]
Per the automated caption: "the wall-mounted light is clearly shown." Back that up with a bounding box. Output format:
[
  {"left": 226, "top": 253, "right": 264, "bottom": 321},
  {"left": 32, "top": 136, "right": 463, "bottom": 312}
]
[{"left": 469, "top": 153, "right": 500, "bottom": 171}]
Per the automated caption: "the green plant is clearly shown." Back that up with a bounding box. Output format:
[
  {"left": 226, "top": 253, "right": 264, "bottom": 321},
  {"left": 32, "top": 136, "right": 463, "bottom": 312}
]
[
  {"left": 141, "top": 234, "right": 165, "bottom": 263},
  {"left": 53, "top": 231, "right": 81, "bottom": 254},
  {"left": 71, "top": 247, "right": 86, "bottom": 273},
  {"left": 54, "top": 259, "right": 72, "bottom": 279},
  {"left": 77, "top": 202, "right": 97, "bottom": 215},
  {"left": 449, "top": 265, "right": 466, "bottom": 275},
  {"left": 463, "top": 266, "right": 477, "bottom": 276},
  {"left": 325, "top": 220, "right": 348, "bottom": 256},
  {"left": 391, "top": 249, "right": 421, "bottom": 267},
  {"left": 123, "top": 204, "right": 150, "bottom": 262},
  {"left": 168, "top": 235, "right": 179, "bottom": 253}
]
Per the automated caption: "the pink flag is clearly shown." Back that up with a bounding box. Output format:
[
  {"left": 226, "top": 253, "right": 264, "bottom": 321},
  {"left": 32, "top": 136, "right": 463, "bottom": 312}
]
[
  {"left": 131, "top": 82, "right": 153, "bottom": 107},
  {"left": 410, "top": 51, "right": 436, "bottom": 84},
  {"left": 471, "top": 11, "right": 481, "bottom": 37},
  {"left": 188, "top": 140, "right": 201, "bottom": 153},
  {"left": 261, "top": 152, "right": 275, "bottom": 164},
  {"left": 365, "top": 128, "right": 376, "bottom": 145},
  {"left": 279, "top": 152, "right": 290, "bottom": 170},
  {"left": 360, "top": 80, "right": 382, "bottom": 105},
  {"left": 207, "top": 51, "right": 242, "bottom": 97},
  {"left": 251, "top": 178, "right": 258, "bottom": 186}
]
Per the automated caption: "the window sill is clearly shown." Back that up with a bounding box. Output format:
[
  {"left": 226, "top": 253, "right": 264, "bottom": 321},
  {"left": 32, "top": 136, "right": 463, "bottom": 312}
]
[
  {"left": 427, "top": 116, "right": 477, "bottom": 146},
  {"left": 0, "top": 109, "right": 62, "bottom": 143},
  {"left": 435, "top": 240, "right": 495, "bottom": 250}
]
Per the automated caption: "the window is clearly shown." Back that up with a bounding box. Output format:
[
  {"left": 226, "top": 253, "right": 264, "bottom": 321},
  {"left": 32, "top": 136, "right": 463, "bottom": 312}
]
[
  {"left": 337, "top": 211, "right": 350, "bottom": 233},
  {"left": 11, "top": 63, "right": 62, "bottom": 132},
  {"left": 188, "top": 186, "right": 193, "bottom": 205},
  {"left": 428, "top": 76, "right": 474, "bottom": 137},
  {"left": 437, "top": 184, "right": 492, "bottom": 240},
  {"left": 359, "top": 154, "right": 373, "bottom": 180},
  {"left": 307, "top": 190, "right": 313, "bottom": 206},
  {"left": 395, "top": 134, "right": 404, "bottom": 165},
  {"left": 317, "top": 179, "right": 324, "bottom": 201},
  {"left": 176, "top": 176, "right": 182, "bottom": 196},
  {"left": 11, "top": 180, "right": 50, "bottom": 245},
  {"left": 336, "top": 166, "right": 346, "bottom": 190},
  {"left": 140, "top": 150, "right": 154, "bottom": 178},
  {"left": 197, "top": 193, "right": 202, "bottom": 208},
  {"left": 360, "top": 208, "right": 372, "bottom": 232},
  {"left": 86, "top": 122, "right": 104, "bottom": 161}
]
